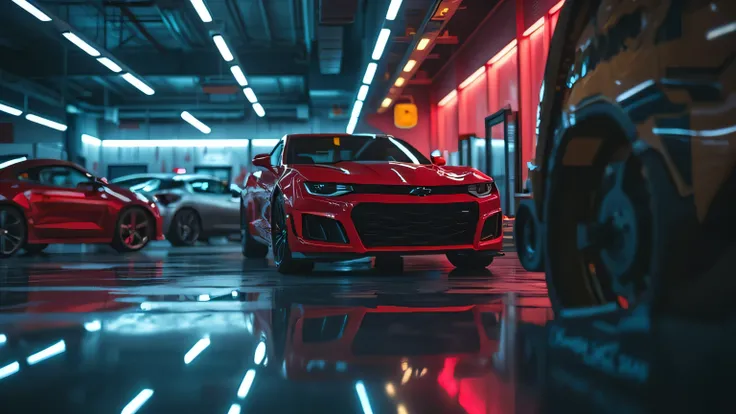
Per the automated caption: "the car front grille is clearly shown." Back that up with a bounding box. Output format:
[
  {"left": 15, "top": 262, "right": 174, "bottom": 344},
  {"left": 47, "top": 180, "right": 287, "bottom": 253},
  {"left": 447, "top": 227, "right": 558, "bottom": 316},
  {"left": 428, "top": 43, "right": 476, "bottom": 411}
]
[{"left": 351, "top": 202, "right": 478, "bottom": 248}]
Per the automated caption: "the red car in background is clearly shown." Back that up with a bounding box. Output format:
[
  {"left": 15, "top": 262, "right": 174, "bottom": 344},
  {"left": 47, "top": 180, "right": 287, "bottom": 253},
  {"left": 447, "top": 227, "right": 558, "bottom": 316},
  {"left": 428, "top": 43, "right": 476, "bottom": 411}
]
[
  {"left": 240, "top": 134, "right": 504, "bottom": 273},
  {"left": 0, "top": 158, "right": 164, "bottom": 257}
]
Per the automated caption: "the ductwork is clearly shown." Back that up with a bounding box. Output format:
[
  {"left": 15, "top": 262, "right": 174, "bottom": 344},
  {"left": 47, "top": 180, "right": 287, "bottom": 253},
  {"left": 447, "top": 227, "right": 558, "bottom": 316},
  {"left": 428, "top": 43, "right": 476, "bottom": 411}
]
[{"left": 316, "top": 0, "right": 358, "bottom": 75}]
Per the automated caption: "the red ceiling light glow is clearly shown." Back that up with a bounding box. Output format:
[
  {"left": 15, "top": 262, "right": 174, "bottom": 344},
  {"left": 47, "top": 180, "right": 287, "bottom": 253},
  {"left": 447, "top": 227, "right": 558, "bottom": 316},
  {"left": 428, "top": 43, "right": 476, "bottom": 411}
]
[
  {"left": 458, "top": 67, "right": 485, "bottom": 89},
  {"left": 438, "top": 90, "right": 457, "bottom": 107},
  {"left": 549, "top": 0, "right": 565, "bottom": 14},
  {"left": 523, "top": 17, "right": 545, "bottom": 37},
  {"left": 488, "top": 39, "right": 517, "bottom": 65}
]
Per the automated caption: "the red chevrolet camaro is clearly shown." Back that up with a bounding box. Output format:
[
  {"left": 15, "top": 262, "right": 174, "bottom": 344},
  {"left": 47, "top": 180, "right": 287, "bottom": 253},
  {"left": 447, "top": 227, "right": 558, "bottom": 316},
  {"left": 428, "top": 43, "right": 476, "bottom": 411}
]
[
  {"left": 0, "top": 158, "right": 164, "bottom": 257},
  {"left": 240, "top": 134, "right": 504, "bottom": 273}
]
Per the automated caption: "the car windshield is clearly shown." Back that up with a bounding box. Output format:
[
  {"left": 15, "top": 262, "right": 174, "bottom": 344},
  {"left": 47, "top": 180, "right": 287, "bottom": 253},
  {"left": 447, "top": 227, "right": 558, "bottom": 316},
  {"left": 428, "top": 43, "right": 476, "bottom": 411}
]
[{"left": 285, "top": 135, "right": 431, "bottom": 165}]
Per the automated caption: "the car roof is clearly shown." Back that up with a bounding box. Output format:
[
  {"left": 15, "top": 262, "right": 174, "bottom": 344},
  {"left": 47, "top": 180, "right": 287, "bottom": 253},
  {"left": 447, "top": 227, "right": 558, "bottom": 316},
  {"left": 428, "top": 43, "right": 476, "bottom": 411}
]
[
  {"left": 285, "top": 133, "right": 390, "bottom": 140},
  {"left": 0, "top": 158, "right": 90, "bottom": 178},
  {"left": 112, "top": 173, "right": 221, "bottom": 182}
]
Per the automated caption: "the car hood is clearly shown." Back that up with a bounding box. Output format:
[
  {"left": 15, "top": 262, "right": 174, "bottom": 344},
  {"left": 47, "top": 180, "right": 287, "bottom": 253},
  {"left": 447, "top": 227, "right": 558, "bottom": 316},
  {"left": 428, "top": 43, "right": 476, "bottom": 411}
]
[{"left": 291, "top": 162, "right": 491, "bottom": 186}]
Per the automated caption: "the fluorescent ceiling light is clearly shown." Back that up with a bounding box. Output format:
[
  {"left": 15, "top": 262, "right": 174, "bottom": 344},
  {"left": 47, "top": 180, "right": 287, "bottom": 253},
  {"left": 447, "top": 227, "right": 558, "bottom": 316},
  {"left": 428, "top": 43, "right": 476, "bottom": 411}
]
[
  {"left": 0, "top": 157, "right": 27, "bottom": 170},
  {"left": 346, "top": 116, "right": 358, "bottom": 134},
  {"left": 403, "top": 60, "right": 416, "bottom": 72},
  {"left": 357, "top": 85, "right": 369, "bottom": 101},
  {"left": 243, "top": 87, "right": 257, "bottom": 103},
  {"left": 394, "top": 77, "right": 405, "bottom": 87},
  {"left": 121, "top": 73, "right": 155, "bottom": 95},
  {"left": 254, "top": 341, "right": 266, "bottom": 365},
  {"left": 62, "top": 32, "right": 100, "bottom": 57},
  {"left": 97, "top": 57, "right": 122, "bottom": 73},
  {"left": 351, "top": 100, "right": 363, "bottom": 119},
  {"left": 549, "top": 0, "right": 565, "bottom": 15},
  {"left": 438, "top": 89, "right": 457, "bottom": 106},
  {"left": 102, "top": 139, "right": 250, "bottom": 148},
  {"left": 363, "top": 62, "right": 378, "bottom": 84},
  {"left": 372, "top": 28, "right": 391, "bottom": 60},
  {"left": 0, "top": 361, "right": 20, "bottom": 380},
  {"left": 355, "top": 381, "right": 374, "bottom": 414},
  {"left": 707, "top": 21, "right": 736, "bottom": 41},
  {"left": 385, "top": 0, "right": 403, "bottom": 21},
  {"left": 0, "top": 103, "right": 22, "bottom": 116},
  {"left": 417, "top": 38, "right": 430, "bottom": 50},
  {"left": 121, "top": 389, "right": 154, "bottom": 414},
  {"left": 227, "top": 405, "right": 242, "bottom": 414},
  {"left": 184, "top": 337, "right": 211, "bottom": 364},
  {"left": 12, "top": 0, "right": 51, "bottom": 22},
  {"left": 0, "top": 333, "right": 6, "bottom": 343},
  {"left": 81, "top": 134, "right": 101, "bottom": 146},
  {"left": 83, "top": 320, "right": 101, "bottom": 332},
  {"left": 459, "top": 66, "right": 485, "bottom": 89},
  {"left": 488, "top": 39, "right": 517, "bottom": 65},
  {"left": 252, "top": 103, "right": 266, "bottom": 117},
  {"left": 237, "top": 369, "right": 256, "bottom": 398},
  {"left": 189, "top": 0, "right": 213, "bottom": 23},
  {"left": 212, "top": 35, "right": 234, "bottom": 62},
  {"left": 230, "top": 66, "right": 248, "bottom": 86},
  {"left": 523, "top": 17, "right": 545, "bottom": 37},
  {"left": 25, "top": 114, "right": 68, "bottom": 131},
  {"left": 26, "top": 340, "right": 66, "bottom": 365},
  {"left": 180, "top": 111, "right": 212, "bottom": 134},
  {"left": 381, "top": 98, "right": 392, "bottom": 108}
]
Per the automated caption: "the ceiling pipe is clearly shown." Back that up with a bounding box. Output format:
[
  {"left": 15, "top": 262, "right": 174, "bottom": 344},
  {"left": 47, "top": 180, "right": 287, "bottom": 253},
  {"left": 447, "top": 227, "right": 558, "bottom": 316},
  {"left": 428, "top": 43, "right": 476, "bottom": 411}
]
[{"left": 301, "top": 0, "right": 312, "bottom": 53}]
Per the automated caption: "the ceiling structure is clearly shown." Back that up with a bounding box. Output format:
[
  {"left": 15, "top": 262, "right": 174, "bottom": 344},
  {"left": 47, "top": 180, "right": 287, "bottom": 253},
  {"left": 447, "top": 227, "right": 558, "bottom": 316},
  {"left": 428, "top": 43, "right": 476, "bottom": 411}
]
[{"left": 0, "top": 0, "right": 504, "bottom": 127}]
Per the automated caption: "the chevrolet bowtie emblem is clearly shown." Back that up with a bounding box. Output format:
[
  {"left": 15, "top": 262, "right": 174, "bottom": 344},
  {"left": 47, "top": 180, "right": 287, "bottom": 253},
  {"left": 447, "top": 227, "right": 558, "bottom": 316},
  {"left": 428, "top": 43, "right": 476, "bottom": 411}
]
[{"left": 409, "top": 186, "right": 432, "bottom": 196}]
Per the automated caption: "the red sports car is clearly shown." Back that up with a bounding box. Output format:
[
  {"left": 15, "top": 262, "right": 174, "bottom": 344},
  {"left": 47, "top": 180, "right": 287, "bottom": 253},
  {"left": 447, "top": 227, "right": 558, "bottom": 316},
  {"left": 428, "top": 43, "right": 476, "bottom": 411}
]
[
  {"left": 0, "top": 158, "right": 164, "bottom": 257},
  {"left": 240, "top": 134, "right": 504, "bottom": 273}
]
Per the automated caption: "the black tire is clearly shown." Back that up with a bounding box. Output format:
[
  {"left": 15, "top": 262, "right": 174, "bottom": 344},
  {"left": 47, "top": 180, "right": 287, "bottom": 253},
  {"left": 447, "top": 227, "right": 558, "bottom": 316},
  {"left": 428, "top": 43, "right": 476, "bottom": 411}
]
[
  {"left": 271, "top": 193, "right": 313, "bottom": 274},
  {"left": 0, "top": 205, "right": 26, "bottom": 258},
  {"left": 374, "top": 255, "right": 404, "bottom": 273},
  {"left": 167, "top": 209, "right": 201, "bottom": 247},
  {"left": 111, "top": 207, "right": 154, "bottom": 253},
  {"left": 241, "top": 203, "right": 268, "bottom": 258},
  {"left": 446, "top": 251, "right": 495, "bottom": 270},
  {"left": 515, "top": 201, "right": 544, "bottom": 272},
  {"left": 24, "top": 244, "right": 48, "bottom": 255}
]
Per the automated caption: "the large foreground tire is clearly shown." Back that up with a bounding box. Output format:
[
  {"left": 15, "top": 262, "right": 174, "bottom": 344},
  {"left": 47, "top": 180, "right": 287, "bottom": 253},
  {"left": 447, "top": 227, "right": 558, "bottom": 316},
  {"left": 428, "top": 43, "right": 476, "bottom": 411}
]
[
  {"left": 271, "top": 193, "right": 313, "bottom": 274},
  {"left": 515, "top": 201, "right": 544, "bottom": 272},
  {"left": 112, "top": 207, "right": 154, "bottom": 252},
  {"left": 167, "top": 209, "right": 201, "bottom": 247},
  {"left": 241, "top": 204, "right": 268, "bottom": 258},
  {"left": 0, "top": 206, "right": 26, "bottom": 258}
]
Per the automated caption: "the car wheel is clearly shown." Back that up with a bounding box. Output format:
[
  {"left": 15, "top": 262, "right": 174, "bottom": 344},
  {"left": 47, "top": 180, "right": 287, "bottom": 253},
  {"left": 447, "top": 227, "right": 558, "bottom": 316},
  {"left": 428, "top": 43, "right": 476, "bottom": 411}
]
[
  {"left": 374, "top": 255, "right": 404, "bottom": 273},
  {"left": 24, "top": 244, "right": 49, "bottom": 255},
  {"left": 167, "top": 209, "right": 201, "bottom": 247},
  {"left": 242, "top": 204, "right": 268, "bottom": 258},
  {"left": 515, "top": 201, "right": 544, "bottom": 271},
  {"left": 112, "top": 207, "right": 153, "bottom": 253},
  {"left": 271, "top": 193, "right": 312, "bottom": 274},
  {"left": 0, "top": 206, "right": 26, "bottom": 258},
  {"left": 446, "top": 251, "right": 494, "bottom": 270}
]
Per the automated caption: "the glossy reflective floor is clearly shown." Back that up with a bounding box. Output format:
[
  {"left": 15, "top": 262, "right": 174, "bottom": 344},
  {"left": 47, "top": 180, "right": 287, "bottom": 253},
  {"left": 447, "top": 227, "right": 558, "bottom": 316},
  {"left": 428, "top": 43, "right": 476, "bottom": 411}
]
[{"left": 0, "top": 239, "right": 553, "bottom": 414}]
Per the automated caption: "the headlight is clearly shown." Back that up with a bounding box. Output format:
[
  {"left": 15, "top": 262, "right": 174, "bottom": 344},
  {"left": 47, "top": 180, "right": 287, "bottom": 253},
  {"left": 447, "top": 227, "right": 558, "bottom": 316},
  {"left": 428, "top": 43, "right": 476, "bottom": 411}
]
[
  {"left": 303, "top": 182, "right": 354, "bottom": 197},
  {"left": 468, "top": 182, "right": 495, "bottom": 198}
]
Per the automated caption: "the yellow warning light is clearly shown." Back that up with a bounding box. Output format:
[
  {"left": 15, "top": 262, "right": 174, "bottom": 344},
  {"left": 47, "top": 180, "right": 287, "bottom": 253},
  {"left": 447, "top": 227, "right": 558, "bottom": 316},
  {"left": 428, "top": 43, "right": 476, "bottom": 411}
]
[{"left": 333, "top": 137, "right": 340, "bottom": 146}]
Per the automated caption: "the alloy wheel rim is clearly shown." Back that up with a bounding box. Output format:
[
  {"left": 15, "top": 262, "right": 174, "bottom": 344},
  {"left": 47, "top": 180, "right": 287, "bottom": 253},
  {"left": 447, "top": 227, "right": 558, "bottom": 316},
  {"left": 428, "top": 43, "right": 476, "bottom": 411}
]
[
  {"left": 120, "top": 209, "right": 149, "bottom": 249},
  {"left": 0, "top": 209, "right": 23, "bottom": 255},
  {"left": 177, "top": 211, "right": 199, "bottom": 242}
]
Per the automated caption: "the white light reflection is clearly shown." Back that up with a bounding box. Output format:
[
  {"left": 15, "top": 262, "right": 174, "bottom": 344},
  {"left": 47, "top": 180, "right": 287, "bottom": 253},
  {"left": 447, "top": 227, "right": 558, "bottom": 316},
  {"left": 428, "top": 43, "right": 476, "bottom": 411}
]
[
  {"left": 237, "top": 369, "right": 256, "bottom": 398},
  {"left": 388, "top": 137, "right": 419, "bottom": 164},
  {"left": 121, "top": 389, "right": 154, "bottom": 414},
  {"left": 0, "top": 333, "right": 7, "bottom": 344},
  {"left": 26, "top": 340, "right": 66, "bottom": 365},
  {"left": 231, "top": 290, "right": 239, "bottom": 298},
  {"left": 616, "top": 79, "right": 654, "bottom": 103},
  {"left": 227, "top": 404, "right": 242, "bottom": 414},
  {"left": 397, "top": 404, "right": 408, "bottom": 414},
  {"left": 706, "top": 21, "right": 736, "bottom": 40},
  {"left": 355, "top": 381, "right": 374, "bottom": 414},
  {"left": 652, "top": 124, "right": 736, "bottom": 138},
  {"left": 401, "top": 367, "right": 413, "bottom": 384},
  {"left": 198, "top": 294, "right": 211, "bottom": 302},
  {"left": 184, "top": 337, "right": 211, "bottom": 364},
  {"left": 385, "top": 382, "right": 396, "bottom": 397},
  {"left": 0, "top": 361, "right": 19, "bottom": 380},
  {"left": 254, "top": 341, "right": 266, "bottom": 365},
  {"left": 84, "top": 320, "right": 102, "bottom": 332}
]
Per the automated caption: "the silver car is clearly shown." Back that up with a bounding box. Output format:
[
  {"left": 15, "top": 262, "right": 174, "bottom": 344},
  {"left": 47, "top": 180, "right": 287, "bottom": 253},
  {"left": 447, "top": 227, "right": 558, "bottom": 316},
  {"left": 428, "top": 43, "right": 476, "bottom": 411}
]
[{"left": 111, "top": 173, "right": 241, "bottom": 246}]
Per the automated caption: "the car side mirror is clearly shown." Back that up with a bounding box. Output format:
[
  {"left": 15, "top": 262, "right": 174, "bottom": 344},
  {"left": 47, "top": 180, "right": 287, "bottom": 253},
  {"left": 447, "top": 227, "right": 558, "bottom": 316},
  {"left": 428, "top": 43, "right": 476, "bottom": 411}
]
[
  {"left": 252, "top": 153, "right": 272, "bottom": 170},
  {"left": 431, "top": 155, "right": 446, "bottom": 166}
]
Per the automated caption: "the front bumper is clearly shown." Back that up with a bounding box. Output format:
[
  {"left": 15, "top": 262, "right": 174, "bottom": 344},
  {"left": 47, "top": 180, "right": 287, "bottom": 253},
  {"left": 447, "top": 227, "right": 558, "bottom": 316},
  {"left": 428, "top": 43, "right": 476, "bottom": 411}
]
[{"left": 286, "top": 192, "right": 503, "bottom": 260}]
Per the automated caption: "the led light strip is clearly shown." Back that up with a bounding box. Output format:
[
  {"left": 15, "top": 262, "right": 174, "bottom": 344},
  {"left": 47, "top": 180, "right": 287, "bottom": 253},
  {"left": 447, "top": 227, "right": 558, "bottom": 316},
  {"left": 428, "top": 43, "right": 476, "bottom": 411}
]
[
  {"left": 187, "top": 1, "right": 265, "bottom": 118},
  {"left": 346, "top": 0, "right": 403, "bottom": 134}
]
